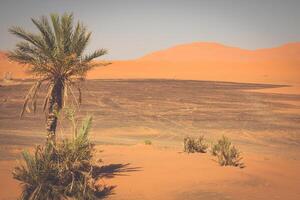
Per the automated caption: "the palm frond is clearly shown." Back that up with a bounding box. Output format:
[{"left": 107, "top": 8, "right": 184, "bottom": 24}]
[
  {"left": 31, "top": 16, "right": 55, "bottom": 52},
  {"left": 8, "top": 49, "right": 37, "bottom": 66},
  {"left": 15, "top": 42, "right": 37, "bottom": 55},
  {"left": 75, "top": 31, "right": 91, "bottom": 56},
  {"left": 67, "top": 84, "right": 80, "bottom": 107},
  {"left": 77, "top": 115, "right": 93, "bottom": 141},
  {"left": 83, "top": 49, "right": 107, "bottom": 63},
  {"left": 9, "top": 26, "right": 44, "bottom": 48},
  {"left": 50, "top": 14, "right": 62, "bottom": 52},
  {"left": 43, "top": 83, "right": 54, "bottom": 112},
  {"left": 20, "top": 80, "right": 43, "bottom": 117},
  {"left": 61, "top": 13, "right": 74, "bottom": 54},
  {"left": 77, "top": 84, "right": 82, "bottom": 105}
]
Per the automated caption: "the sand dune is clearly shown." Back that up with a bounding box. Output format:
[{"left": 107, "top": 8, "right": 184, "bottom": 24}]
[
  {"left": 0, "top": 51, "right": 27, "bottom": 79},
  {"left": 1, "top": 42, "right": 300, "bottom": 86},
  {"left": 90, "top": 42, "right": 300, "bottom": 85}
]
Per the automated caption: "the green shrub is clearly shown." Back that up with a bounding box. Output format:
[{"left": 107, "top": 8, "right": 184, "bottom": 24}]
[
  {"left": 13, "top": 116, "right": 111, "bottom": 200},
  {"left": 183, "top": 136, "right": 208, "bottom": 153},
  {"left": 211, "top": 135, "right": 244, "bottom": 168},
  {"left": 144, "top": 140, "right": 152, "bottom": 145}
]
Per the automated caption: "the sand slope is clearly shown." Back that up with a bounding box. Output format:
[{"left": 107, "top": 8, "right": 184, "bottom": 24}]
[
  {"left": 1, "top": 42, "right": 300, "bottom": 85},
  {"left": 0, "top": 52, "right": 28, "bottom": 79},
  {"left": 89, "top": 42, "right": 300, "bottom": 85}
]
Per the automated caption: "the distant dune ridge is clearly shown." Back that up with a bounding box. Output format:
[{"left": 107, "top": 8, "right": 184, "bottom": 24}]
[
  {"left": 1, "top": 42, "right": 300, "bottom": 84},
  {"left": 0, "top": 51, "right": 28, "bottom": 79}
]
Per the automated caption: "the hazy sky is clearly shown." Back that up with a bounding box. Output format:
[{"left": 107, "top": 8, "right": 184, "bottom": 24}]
[{"left": 0, "top": 0, "right": 299, "bottom": 59}]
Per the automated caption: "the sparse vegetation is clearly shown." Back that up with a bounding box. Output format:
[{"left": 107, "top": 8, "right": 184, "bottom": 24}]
[
  {"left": 13, "top": 115, "right": 112, "bottom": 200},
  {"left": 211, "top": 135, "right": 244, "bottom": 168},
  {"left": 183, "top": 136, "right": 208, "bottom": 153},
  {"left": 144, "top": 140, "right": 152, "bottom": 145}
]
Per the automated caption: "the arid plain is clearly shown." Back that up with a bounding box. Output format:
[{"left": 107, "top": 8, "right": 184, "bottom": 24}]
[{"left": 1, "top": 43, "right": 300, "bottom": 199}]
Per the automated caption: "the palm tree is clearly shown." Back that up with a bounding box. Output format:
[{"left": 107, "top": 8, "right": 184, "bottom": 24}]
[{"left": 8, "top": 13, "right": 108, "bottom": 142}]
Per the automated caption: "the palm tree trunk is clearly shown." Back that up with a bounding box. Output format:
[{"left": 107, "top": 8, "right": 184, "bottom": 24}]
[{"left": 46, "top": 80, "right": 63, "bottom": 142}]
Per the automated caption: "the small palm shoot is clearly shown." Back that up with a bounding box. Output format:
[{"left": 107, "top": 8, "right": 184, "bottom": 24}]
[{"left": 13, "top": 115, "right": 110, "bottom": 200}]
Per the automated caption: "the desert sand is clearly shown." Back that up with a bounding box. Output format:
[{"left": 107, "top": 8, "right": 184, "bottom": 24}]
[
  {"left": 0, "top": 42, "right": 300, "bottom": 199},
  {"left": 1, "top": 144, "right": 300, "bottom": 200},
  {"left": 0, "top": 52, "right": 28, "bottom": 80},
  {"left": 0, "top": 79, "right": 300, "bottom": 199},
  {"left": 99, "top": 145, "right": 300, "bottom": 200}
]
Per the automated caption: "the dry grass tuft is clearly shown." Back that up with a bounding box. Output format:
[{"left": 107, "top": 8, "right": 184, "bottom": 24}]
[
  {"left": 183, "top": 136, "right": 208, "bottom": 153},
  {"left": 144, "top": 140, "right": 152, "bottom": 145},
  {"left": 211, "top": 135, "right": 244, "bottom": 168}
]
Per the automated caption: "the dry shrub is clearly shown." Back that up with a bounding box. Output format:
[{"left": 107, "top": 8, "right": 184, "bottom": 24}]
[
  {"left": 211, "top": 135, "right": 244, "bottom": 168},
  {"left": 183, "top": 136, "right": 208, "bottom": 153},
  {"left": 144, "top": 140, "right": 152, "bottom": 145}
]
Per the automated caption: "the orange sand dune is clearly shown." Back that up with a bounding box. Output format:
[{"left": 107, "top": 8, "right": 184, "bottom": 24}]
[
  {"left": 1, "top": 42, "right": 300, "bottom": 85},
  {"left": 90, "top": 42, "right": 300, "bottom": 85},
  {"left": 0, "top": 51, "right": 27, "bottom": 79}
]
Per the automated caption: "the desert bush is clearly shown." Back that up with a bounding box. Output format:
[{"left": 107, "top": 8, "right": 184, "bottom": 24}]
[
  {"left": 211, "top": 135, "right": 244, "bottom": 168},
  {"left": 144, "top": 140, "right": 152, "bottom": 145},
  {"left": 183, "top": 136, "right": 208, "bottom": 153},
  {"left": 13, "top": 116, "right": 110, "bottom": 200}
]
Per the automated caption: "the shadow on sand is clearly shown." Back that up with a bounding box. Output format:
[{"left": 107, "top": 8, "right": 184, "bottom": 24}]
[{"left": 92, "top": 163, "right": 141, "bottom": 198}]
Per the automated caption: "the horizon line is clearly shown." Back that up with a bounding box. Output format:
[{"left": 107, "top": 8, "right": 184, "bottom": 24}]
[{"left": 1, "top": 40, "right": 300, "bottom": 61}]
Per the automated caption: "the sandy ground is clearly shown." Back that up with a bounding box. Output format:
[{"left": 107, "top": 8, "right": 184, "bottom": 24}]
[
  {"left": 251, "top": 84, "right": 300, "bottom": 95},
  {"left": 0, "top": 160, "right": 21, "bottom": 200},
  {"left": 1, "top": 144, "right": 300, "bottom": 200},
  {"left": 1, "top": 80, "right": 300, "bottom": 153},
  {"left": 99, "top": 145, "right": 300, "bottom": 200},
  {"left": 0, "top": 79, "right": 300, "bottom": 199}
]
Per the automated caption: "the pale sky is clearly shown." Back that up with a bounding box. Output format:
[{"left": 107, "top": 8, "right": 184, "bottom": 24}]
[{"left": 0, "top": 0, "right": 299, "bottom": 59}]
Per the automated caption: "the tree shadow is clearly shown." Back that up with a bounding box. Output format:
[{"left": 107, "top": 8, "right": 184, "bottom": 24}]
[
  {"left": 95, "top": 185, "right": 117, "bottom": 199},
  {"left": 93, "top": 163, "right": 141, "bottom": 179},
  {"left": 92, "top": 163, "right": 141, "bottom": 198}
]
